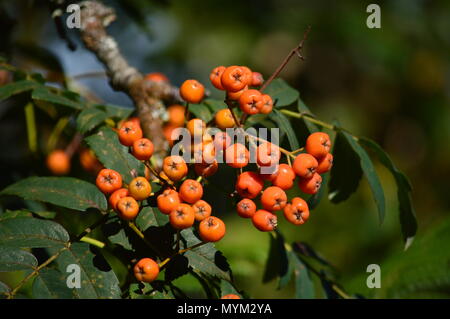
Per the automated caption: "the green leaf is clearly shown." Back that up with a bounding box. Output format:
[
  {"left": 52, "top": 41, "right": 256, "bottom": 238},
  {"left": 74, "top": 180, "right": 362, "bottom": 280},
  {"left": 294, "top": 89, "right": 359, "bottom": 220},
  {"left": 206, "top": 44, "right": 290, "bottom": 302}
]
[
  {"left": 103, "top": 220, "right": 133, "bottom": 251},
  {"left": 263, "top": 231, "right": 290, "bottom": 288},
  {"left": 297, "top": 98, "right": 319, "bottom": 133},
  {"left": 328, "top": 131, "right": 363, "bottom": 203},
  {"left": 204, "top": 99, "right": 226, "bottom": 112},
  {"left": 32, "top": 86, "right": 84, "bottom": 110},
  {"left": 47, "top": 242, "right": 121, "bottom": 299},
  {"left": 135, "top": 207, "right": 169, "bottom": 231},
  {"left": 290, "top": 252, "right": 315, "bottom": 299},
  {"left": 220, "top": 280, "right": 241, "bottom": 298},
  {"left": 96, "top": 104, "right": 133, "bottom": 120},
  {"left": 76, "top": 107, "right": 108, "bottom": 134},
  {"left": 344, "top": 132, "right": 386, "bottom": 224},
  {"left": 181, "top": 229, "right": 231, "bottom": 281},
  {"left": 0, "top": 80, "right": 38, "bottom": 101},
  {"left": 264, "top": 79, "right": 299, "bottom": 107},
  {"left": 32, "top": 268, "right": 75, "bottom": 299},
  {"left": 0, "top": 177, "right": 107, "bottom": 212},
  {"left": 189, "top": 103, "right": 213, "bottom": 123},
  {"left": 0, "top": 247, "right": 37, "bottom": 272},
  {"left": 269, "top": 109, "right": 300, "bottom": 150},
  {"left": 86, "top": 127, "right": 145, "bottom": 184},
  {"left": 359, "top": 137, "right": 417, "bottom": 248},
  {"left": 0, "top": 210, "right": 33, "bottom": 221},
  {"left": 0, "top": 217, "right": 69, "bottom": 248}
]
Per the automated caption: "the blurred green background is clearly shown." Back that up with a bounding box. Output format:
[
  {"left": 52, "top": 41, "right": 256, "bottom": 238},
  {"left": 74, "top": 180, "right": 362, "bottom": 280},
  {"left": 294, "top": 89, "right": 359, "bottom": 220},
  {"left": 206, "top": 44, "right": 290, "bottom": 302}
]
[{"left": 1, "top": 0, "right": 450, "bottom": 298}]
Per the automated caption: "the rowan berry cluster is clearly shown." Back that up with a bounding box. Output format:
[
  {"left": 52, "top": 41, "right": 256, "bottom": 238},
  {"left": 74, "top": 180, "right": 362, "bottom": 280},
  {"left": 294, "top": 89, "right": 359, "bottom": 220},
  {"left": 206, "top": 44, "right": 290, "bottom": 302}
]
[{"left": 92, "top": 65, "right": 333, "bottom": 285}]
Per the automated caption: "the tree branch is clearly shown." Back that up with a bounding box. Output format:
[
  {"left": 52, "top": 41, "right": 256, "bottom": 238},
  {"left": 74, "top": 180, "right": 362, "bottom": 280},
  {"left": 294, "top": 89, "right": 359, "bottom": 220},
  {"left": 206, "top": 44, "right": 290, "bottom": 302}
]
[{"left": 78, "top": 1, "right": 180, "bottom": 163}]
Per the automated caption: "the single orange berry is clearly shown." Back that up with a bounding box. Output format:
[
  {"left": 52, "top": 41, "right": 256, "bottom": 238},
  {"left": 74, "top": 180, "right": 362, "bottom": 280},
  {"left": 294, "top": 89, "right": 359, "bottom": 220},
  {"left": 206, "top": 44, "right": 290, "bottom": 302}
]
[
  {"left": 96, "top": 168, "right": 123, "bottom": 194},
  {"left": 251, "top": 72, "right": 264, "bottom": 87},
  {"left": 238, "top": 89, "right": 263, "bottom": 115},
  {"left": 316, "top": 153, "right": 333, "bottom": 174},
  {"left": 167, "top": 104, "right": 186, "bottom": 127},
  {"left": 118, "top": 121, "right": 143, "bottom": 147},
  {"left": 298, "top": 173, "right": 322, "bottom": 195},
  {"left": 221, "top": 66, "right": 248, "bottom": 92},
  {"left": 192, "top": 200, "right": 212, "bottom": 221},
  {"left": 157, "top": 188, "right": 181, "bottom": 215},
  {"left": 162, "top": 155, "right": 188, "bottom": 181},
  {"left": 199, "top": 216, "right": 226, "bottom": 242},
  {"left": 225, "top": 143, "right": 249, "bottom": 168},
  {"left": 46, "top": 150, "right": 70, "bottom": 175},
  {"left": 215, "top": 108, "right": 236, "bottom": 130},
  {"left": 128, "top": 177, "right": 152, "bottom": 201},
  {"left": 116, "top": 196, "right": 140, "bottom": 220},
  {"left": 132, "top": 138, "right": 154, "bottom": 161},
  {"left": 109, "top": 188, "right": 129, "bottom": 211},
  {"left": 260, "top": 94, "right": 273, "bottom": 114},
  {"left": 235, "top": 171, "right": 264, "bottom": 199},
  {"left": 236, "top": 198, "right": 257, "bottom": 218},
  {"left": 210, "top": 66, "right": 226, "bottom": 90},
  {"left": 179, "top": 179, "right": 203, "bottom": 204},
  {"left": 261, "top": 186, "right": 287, "bottom": 211},
  {"left": 144, "top": 72, "right": 169, "bottom": 83},
  {"left": 252, "top": 210, "right": 277, "bottom": 232},
  {"left": 305, "top": 132, "right": 331, "bottom": 159},
  {"left": 284, "top": 197, "right": 310, "bottom": 225},
  {"left": 134, "top": 258, "right": 160, "bottom": 283},
  {"left": 180, "top": 79, "right": 205, "bottom": 104},
  {"left": 169, "top": 203, "right": 195, "bottom": 229},
  {"left": 293, "top": 153, "right": 318, "bottom": 179}
]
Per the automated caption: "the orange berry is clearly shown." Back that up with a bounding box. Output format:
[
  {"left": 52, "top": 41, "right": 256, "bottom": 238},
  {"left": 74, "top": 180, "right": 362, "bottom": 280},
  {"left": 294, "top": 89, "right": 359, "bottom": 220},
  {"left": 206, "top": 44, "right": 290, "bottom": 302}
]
[
  {"left": 293, "top": 153, "right": 318, "bottom": 179},
  {"left": 226, "top": 85, "right": 248, "bottom": 100},
  {"left": 238, "top": 89, "right": 263, "bottom": 115},
  {"left": 199, "top": 216, "right": 226, "bottom": 242},
  {"left": 252, "top": 210, "right": 277, "bottom": 232},
  {"left": 240, "top": 66, "right": 253, "bottom": 86},
  {"left": 271, "top": 164, "right": 296, "bottom": 190},
  {"left": 157, "top": 188, "right": 181, "bottom": 215},
  {"left": 225, "top": 143, "right": 249, "bottom": 168},
  {"left": 192, "top": 200, "right": 212, "bottom": 221},
  {"left": 260, "top": 94, "right": 273, "bottom": 114},
  {"left": 194, "top": 161, "right": 219, "bottom": 177},
  {"left": 144, "top": 72, "right": 169, "bottom": 83},
  {"left": 235, "top": 171, "right": 264, "bottom": 199},
  {"left": 187, "top": 118, "right": 206, "bottom": 137},
  {"left": 180, "top": 79, "right": 205, "bottom": 104},
  {"left": 298, "top": 173, "right": 322, "bottom": 195},
  {"left": 261, "top": 186, "right": 287, "bottom": 211},
  {"left": 46, "top": 150, "right": 70, "bottom": 175},
  {"left": 109, "top": 188, "right": 129, "bottom": 211},
  {"left": 118, "top": 121, "right": 143, "bottom": 147},
  {"left": 221, "top": 66, "right": 248, "bottom": 92},
  {"left": 128, "top": 177, "right": 152, "bottom": 201},
  {"left": 132, "top": 138, "right": 154, "bottom": 161},
  {"left": 179, "top": 179, "right": 203, "bottom": 204},
  {"left": 316, "top": 153, "right": 333, "bottom": 174},
  {"left": 134, "top": 258, "right": 160, "bottom": 283},
  {"left": 116, "top": 196, "right": 139, "bottom": 220},
  {"left": 167, "top": 105, "right": 186, "bottom": 127},
  {"left": 79, "top": 148, "right": 102, "bottom": 174},
  {"left": 236, "top": 198, "right": 257, "bottom": 218},
  {"left": 96, "top": 168, "right": 123, "bottom": 194},
  {"left": 169, "top": 203, "right": 195, "bottom": 229},
  {"left": 163, "top": 124, "right": 179, "bottom": 147},
  {"left": 193, "top": 141, "right": 216, "bottom": 164},
  {"left": 210, "top": 66, "right": 226, "bottom": 90},
  {"left": 215, "top": 108, "right": 236, "bottom": 130},
  {"left": 305, "top": 132, "right": 331, "bottom": 159},
  {"left": 256, "top": 142, "right": 281, "bottom": 167},
  {"left": 284, "top": 197, "right": 310, "bottom": 225},
  {"left": 162, "top": 156, "right": 188, "bottom": 181},
  {"left": 251, "top": 72, "right": 264, "bottom": 87}
]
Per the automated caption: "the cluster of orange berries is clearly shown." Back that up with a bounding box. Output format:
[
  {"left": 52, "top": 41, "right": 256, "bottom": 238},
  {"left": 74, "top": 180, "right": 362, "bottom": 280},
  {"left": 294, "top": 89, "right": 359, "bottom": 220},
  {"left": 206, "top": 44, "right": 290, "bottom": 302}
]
[
  {"left": 95, "top": 117, "right": 228, "bottom": 283},
  {"left": 233, "top": 132, "right": 333, "bottom": 232}
]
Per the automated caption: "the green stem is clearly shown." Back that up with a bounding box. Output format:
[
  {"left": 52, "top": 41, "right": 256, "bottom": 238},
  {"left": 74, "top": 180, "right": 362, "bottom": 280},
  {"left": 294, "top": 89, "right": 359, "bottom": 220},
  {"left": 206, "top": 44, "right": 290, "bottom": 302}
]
[
  {"left": 24, "top": 102, "right": 37, "bottom": 153},
  {"left": 47, "top": 117, "right": 69, "bottom": 153},
  {"left": 80, "top": 236, "right": 105, "bottom": 248}
]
